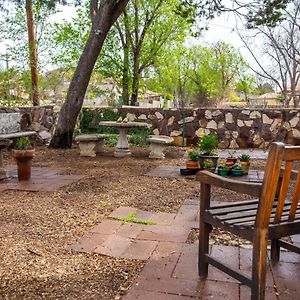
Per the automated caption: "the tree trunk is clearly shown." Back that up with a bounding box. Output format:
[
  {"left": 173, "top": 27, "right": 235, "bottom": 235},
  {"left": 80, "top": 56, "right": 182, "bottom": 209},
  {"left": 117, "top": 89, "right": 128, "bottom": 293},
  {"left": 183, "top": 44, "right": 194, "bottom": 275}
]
[
  {"left": 122, "top": 35, "right": 130, "bottom": 105},
  {"left": 131, "top": 50, "right": 140, "bottom": 106},
  {"left": 50, "top": 31, "right": 108, "bottom": 148},
  {"left": 25, "top": 0, "right": 39, "bottom": 106},
  {"left": 50, "top": 0, "right": 129, "bottom": 148}
]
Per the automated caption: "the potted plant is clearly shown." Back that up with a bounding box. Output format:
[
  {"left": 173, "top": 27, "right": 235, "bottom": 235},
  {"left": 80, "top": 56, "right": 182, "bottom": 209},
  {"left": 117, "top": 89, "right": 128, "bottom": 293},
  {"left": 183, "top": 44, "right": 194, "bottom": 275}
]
[
  {"left": 217, "top": 161, "right": 229, "bottom": 176},
  {"left": 186, "top": 148, "right": 200, "bottom": 169},
  {"left": 232, "top": 162, "right": 244, "bottom": 176},
  {"left": 198, "top": 134, "right": 219, "bottom": 169},
  {"left": 12, "top": 137, "right": 35, "bottom": 181},
  {"left": 226, "top": 150, "right": 238, "bottom": 164},
  {"left": 202, "top": 158, "right": 216, "bottom": 172},
  {"left": 239, "top": 154, "right": 251, "bottom": 175}
]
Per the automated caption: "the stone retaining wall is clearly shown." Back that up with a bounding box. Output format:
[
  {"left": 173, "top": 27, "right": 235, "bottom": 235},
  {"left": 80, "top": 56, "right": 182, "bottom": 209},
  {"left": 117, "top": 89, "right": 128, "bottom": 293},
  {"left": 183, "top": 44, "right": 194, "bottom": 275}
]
[
  {"left": 1, "top": 106, "right": 300, "bottom": 148},
  {"left": 87, "top": 107, "right": 300, "bottom": 148},
  {"left": 0, "top": 106, "right": 57, "bottom": 143}
]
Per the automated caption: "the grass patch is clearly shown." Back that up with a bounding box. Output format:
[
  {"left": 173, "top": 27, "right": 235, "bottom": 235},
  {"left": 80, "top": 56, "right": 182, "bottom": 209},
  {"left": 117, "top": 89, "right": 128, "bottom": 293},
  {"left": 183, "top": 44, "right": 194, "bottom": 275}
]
[{"left": 109, "top": 211, "right": 156, "bottom": 225}]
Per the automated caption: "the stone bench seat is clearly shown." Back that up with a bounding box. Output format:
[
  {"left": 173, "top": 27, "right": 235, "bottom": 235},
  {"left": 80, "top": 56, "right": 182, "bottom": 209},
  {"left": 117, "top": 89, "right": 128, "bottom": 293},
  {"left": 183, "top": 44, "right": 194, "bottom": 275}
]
[
  {"left": 75, "top": 134, "right": 106, "bottom": 157},
  {"left": 0, "top": 112, "right": 36, "bottom": 140},
  {"left": 147, "top": 135, "right": 174, "bottom": 159},
  {"left": 0, "top": 131, "right": 36, "bottom": 139}
]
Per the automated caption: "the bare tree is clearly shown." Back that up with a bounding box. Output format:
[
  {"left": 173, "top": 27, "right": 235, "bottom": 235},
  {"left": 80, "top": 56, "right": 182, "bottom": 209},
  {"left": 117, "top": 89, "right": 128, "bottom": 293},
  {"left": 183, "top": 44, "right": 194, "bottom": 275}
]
[{"left": 239, "top": 1, "right": 300, "bottom": 107}]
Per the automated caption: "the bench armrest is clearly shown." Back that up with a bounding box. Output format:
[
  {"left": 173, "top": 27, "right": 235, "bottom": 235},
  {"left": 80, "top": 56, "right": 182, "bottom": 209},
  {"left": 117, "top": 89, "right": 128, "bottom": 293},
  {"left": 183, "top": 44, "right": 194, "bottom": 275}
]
[{"left": 196, "top": 170, "right": 262, "bottom": 197}]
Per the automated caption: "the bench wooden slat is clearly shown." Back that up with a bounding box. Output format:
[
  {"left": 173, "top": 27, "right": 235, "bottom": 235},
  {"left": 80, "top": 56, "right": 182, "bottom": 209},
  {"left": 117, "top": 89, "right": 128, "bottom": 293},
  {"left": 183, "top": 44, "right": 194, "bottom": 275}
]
[{"left": 288, "top": 169, "right": 300, "bottom": 221}]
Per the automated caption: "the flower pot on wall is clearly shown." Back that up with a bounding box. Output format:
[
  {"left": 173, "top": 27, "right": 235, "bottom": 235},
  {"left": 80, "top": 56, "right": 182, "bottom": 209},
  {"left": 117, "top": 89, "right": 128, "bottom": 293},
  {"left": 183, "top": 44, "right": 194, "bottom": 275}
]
[{"left": 12, "top": 149, "right": 35, "bottom": 181}]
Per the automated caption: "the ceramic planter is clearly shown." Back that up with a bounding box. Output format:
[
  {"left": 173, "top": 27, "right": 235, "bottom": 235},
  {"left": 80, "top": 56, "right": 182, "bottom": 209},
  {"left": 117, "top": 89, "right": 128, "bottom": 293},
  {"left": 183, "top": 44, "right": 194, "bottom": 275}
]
[
  {"left": 232, "top": 169, "right": 244, "bottom": 176},
  {"left": 12, "top": 149, "right": 35, "bottom": 181},
  {"left": 218, "top": 169, "right": 228, "bottom": 176}
]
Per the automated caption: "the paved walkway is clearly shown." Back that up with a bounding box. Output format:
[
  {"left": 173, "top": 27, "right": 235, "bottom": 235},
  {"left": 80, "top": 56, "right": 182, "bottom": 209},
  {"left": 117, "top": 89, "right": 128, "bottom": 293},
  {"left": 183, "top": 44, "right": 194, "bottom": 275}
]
[
  {"left": 0, "top": 165, "right": 83, "bottom": 192},
  {"left": 69, "top": 200, "right": 300, "bottom": 299}
]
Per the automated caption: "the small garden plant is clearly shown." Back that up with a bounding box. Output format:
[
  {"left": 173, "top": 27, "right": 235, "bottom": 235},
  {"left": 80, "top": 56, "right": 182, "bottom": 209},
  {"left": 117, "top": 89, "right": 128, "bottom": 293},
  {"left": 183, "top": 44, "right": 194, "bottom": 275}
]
[
  {"left": 218, "top": 161, "right": 229, "bottom": 170},
  {"left": 203, "top": 158, "right": 215, "bottom": 169},
  {"left": 227, "top": 150, "right": 237, "bottom": 158},
  {"left": 238, "top": 154, "right": 251, "bottom": 162},
  {"left": 198, "top": 134, "right": 218, "bottom": 156},
  {"left": 188, "top": 149, "right": 200, "bottom": 162},
  {"left": 14, "top": 137, "right": 33, "bottom": 150}
]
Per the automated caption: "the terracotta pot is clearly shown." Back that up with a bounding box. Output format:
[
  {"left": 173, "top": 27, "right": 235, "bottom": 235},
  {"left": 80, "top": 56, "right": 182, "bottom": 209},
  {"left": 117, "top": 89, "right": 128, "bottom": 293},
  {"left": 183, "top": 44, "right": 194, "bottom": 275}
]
[
  {"left": 12, "top": 149, "right": 35, "bottom": 181},
  {"left": 240, "top": 161, "right": 250, "bottom": 175},
  {"left": 226, "top": 157, "right": 237, "bottom": 164},
  {"left": 186, "top": 160, "right": 199, "bottom": 169}
]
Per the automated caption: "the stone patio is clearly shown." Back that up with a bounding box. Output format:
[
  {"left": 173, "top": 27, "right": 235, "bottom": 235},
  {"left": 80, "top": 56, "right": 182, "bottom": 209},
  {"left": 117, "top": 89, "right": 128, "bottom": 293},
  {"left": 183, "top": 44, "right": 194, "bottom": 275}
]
[
  {"left": 69, "top": 200, "right": 300, "bottom": 299},
  {"left": 0, "top": 165, "right": 83, "bottom": 192}
]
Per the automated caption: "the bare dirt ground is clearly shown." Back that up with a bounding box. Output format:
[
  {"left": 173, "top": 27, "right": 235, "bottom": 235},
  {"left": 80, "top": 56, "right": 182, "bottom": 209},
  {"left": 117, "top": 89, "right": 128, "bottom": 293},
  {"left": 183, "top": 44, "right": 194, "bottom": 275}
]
[{"left": 0, "top": 145, "right": 266, "bottom": 300}]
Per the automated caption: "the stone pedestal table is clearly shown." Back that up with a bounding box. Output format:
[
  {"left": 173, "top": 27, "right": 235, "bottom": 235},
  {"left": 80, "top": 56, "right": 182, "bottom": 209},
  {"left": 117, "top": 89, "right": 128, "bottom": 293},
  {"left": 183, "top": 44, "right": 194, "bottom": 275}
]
[{"left": 99, "top": 121, "right": 150, "bottom": 157}]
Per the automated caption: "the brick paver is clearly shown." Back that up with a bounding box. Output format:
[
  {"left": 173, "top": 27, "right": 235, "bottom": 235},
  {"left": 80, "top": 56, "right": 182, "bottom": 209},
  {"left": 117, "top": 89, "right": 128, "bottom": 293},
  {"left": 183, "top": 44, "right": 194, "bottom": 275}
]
[
  {"left": 122, "top": 290, "right": 192, "bottom": 300},
  {"left": 68, "top": 201, "right": 300, "bottom": 299},
  {"left": 0, "top": 165, "right": 83, "bottom": 192},
  {"left": 137, "top": 224, "right": 190, "bottom": 243},
  {"left": 93, "top": 234, "right": 132, "bottom": 257},
  {"left": 201, "top": 280, "right": 239, "bottom": 299},
  {"left": 69, "top": 232, "right": 107, "bottom": 253},
  {"left": 121, "top": 239, "right": 158, "bottom": 260}
]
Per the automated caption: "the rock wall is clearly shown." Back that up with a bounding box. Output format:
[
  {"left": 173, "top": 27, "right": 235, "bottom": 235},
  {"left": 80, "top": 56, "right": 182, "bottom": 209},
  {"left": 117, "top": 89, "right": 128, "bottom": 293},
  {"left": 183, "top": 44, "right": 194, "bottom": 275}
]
[
  {"left": 87, "top": 107, "right": 300, "bottom": 148},
  {"left": 1, "top": 106, "right": 300, "bottom": 148},
  {"left": 0, "top": 106, "right": 57, "bottom": 143}
]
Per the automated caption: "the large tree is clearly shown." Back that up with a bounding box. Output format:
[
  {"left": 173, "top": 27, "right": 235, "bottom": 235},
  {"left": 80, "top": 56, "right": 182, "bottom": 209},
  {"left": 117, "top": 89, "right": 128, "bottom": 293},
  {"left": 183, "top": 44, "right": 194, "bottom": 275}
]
[
  {"left": 49, "top": 0, "right": 288, "bottom": 148},
  {"left": 115, "top": 0, "right": 189, "bottom": 105},
  {"left": 50, "top": 0, "right": 128, "bottom": 148}
]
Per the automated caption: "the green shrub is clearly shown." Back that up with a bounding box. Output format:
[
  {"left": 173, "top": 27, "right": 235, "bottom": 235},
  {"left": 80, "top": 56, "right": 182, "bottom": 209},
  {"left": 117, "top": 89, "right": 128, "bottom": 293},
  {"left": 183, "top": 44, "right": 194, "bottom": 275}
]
[{"left": 198, "top": 134, "right": 218, "bottom": 156}]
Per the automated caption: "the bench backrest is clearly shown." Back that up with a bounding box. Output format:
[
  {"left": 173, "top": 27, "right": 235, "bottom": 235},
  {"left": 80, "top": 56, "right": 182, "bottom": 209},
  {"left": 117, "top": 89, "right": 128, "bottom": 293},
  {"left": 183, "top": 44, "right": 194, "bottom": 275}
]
[
  {"left": 256, "top": 142, "right": 300, "bottom": 229},
  {"left": 0, "top": 113, "right": 21, "bottom": 134}
]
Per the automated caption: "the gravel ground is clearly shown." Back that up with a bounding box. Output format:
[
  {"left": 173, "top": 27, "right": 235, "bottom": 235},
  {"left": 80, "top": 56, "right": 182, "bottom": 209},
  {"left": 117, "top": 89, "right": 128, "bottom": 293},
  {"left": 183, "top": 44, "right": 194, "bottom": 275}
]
[{"left": 0, "top": 145, "right": 266, "bottom": 300}]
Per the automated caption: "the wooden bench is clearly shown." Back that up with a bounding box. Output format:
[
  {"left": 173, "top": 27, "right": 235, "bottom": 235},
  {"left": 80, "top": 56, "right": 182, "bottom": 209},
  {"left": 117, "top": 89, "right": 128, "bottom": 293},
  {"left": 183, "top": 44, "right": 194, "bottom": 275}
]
[
  {"left": 196, "top": 142, "right": 300, "bottom": 300},
  {"left": 147, "top": 135, "right": 174, "bottom": 159},
  {"left": 75, "top": 134, "right": 106, "bottom": 157},
  {"left": 0, "top": 113, "right": 35, "bottom": 140}
]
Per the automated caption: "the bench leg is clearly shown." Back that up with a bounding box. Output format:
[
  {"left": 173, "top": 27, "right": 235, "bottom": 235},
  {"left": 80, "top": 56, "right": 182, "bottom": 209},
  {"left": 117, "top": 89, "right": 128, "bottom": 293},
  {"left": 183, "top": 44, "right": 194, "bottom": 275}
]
[
  {"left": 270, "top": 239, "right": 280, "bottom": 263},
  {"left": 149, "top": 143, "right": 166, "bottom": 159},
  {"left": 95, "top": 139, "right": 105, "bottom": 154},
  {"left": 0, "top": 150, "right": 9, "bottom": 180},
  {"left": 78, "top": 142, "right": 96, "bottom": 157},
  {"left": 251, "top": 235, "right": 268, "bottom": 300}
]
